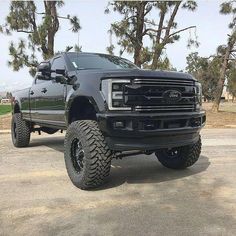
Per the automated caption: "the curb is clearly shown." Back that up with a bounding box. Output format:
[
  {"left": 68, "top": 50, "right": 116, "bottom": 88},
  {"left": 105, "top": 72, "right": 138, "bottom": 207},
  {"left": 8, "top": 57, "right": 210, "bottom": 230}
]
[
  {"left": 225, "top": 125, "right": 236, "bottom": 128},
  {"left": 205, "top": 125, "right": 236, "bottom": 128},
  {"left": 0, "top": 130, "right": 11, "bottom": 134}
]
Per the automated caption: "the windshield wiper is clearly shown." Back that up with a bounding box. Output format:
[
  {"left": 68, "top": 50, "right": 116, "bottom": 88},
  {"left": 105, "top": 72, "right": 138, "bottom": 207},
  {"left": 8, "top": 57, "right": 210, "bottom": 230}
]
[{"left": 76, "top": 68, "right": 102, "bottom": 70}]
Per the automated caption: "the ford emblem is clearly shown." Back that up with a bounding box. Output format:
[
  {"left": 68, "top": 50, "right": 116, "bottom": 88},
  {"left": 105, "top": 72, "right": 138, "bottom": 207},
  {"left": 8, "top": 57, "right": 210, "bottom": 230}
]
[{"left": 163, "top": 90, "right": 182, "bottom": 103}]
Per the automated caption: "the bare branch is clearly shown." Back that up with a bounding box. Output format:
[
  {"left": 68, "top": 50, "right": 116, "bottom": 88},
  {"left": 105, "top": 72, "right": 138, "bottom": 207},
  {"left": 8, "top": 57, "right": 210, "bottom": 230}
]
[
  {"left": 36, "top": 11, "right": 69, "bottom": 20},
  {"left": 168, "top": 26, "right": 196, "bottom": 39},
  {"left": 17, "top": 30, "right": 33, "bottom": 33},
  {"left": 203, "top": 55, "right": 235, "bottom": 60},
  {"left": 164, "top": 2, "right": 181, "bottom": 39},
  {"left": 156, "top": 10, "right": 166, "bottom": 44},
  {"left": 144, "top": 4, "right": 152, "bottom": 16},
  {"left": 143, "top": 27, "right": 168, "bottom": 36}
]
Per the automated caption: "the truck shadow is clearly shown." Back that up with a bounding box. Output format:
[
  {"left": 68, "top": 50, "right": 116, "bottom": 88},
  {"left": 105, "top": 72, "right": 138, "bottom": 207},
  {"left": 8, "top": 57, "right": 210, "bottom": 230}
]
[
  {"left": 30, "top": 135, "right": 65, "bottom": 152},
  {"left": 98, "top": 154, "right": 210, "bottom": 190},
  {"left": 30, "top": 136, "right": 210, "bottom": 190}
]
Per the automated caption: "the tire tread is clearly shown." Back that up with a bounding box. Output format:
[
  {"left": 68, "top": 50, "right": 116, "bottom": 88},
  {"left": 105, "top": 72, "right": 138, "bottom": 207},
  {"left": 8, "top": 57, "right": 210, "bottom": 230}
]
[
  {"left": 64, "top": 120, "right": 113, "bottom": 189},
  {"left": 11, "top": 113, "right": 31, "bottom": 147}
]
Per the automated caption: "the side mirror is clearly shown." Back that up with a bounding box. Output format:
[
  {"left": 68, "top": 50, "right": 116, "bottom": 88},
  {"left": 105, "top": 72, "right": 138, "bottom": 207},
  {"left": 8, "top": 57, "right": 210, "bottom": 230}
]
[
  {"left": 37, "top": 62, "right": 51, "bottom": 79},
  {"left": 55, "top": 75, "right": 67, "bottom": 84},
  {"left": 55, "top": 69, "right": 66, "bottom": 76}
]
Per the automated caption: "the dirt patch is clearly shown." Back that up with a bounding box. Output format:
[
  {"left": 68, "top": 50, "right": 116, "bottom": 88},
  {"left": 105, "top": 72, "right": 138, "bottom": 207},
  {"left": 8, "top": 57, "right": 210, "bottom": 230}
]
[{"left": 0, "top": 113, "right": 11, "bottom": 130}]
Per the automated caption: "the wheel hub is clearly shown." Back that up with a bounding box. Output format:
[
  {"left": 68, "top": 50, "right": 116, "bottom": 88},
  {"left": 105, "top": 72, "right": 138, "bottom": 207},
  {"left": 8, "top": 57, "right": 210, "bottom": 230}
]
[
  {"left": 165, "top": 147, "right": 181, "bottom": 159},
  {"left": 13, "top": 122, "right": 17, "bottom": 139},
  {"left": 71, "top": 138, "right": 85, "bottom": 173}
]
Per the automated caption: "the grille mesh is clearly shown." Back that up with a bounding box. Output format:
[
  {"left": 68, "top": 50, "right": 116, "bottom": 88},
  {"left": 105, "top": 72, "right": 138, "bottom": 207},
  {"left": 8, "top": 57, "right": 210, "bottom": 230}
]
[{"left": 124, "top": 78, "right": 196, "bottom": 112}]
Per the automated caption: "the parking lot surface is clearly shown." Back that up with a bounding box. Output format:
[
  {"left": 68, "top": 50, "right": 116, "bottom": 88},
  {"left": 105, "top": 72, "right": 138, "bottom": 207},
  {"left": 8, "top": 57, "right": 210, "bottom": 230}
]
[{"left": 0, "top": 129, "right": 236, "bottom": 236}]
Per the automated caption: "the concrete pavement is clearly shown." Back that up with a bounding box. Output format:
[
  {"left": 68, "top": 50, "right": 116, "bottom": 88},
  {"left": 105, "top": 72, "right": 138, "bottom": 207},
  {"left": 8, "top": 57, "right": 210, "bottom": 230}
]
[{"left": 0, "top": 129, "right": 236, "bottom": 236}]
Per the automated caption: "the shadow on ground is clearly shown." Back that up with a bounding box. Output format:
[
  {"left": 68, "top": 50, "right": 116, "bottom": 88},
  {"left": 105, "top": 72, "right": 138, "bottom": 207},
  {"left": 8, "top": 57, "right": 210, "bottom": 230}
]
[
  {"left": 100, "top": 155, "right": 210, "bottom": 190},
  {"left": 30, "top": 135, "right": 65, "bottom": 152},
  {"left": 30, "top": 135, "right": 210, "bottom": 190}
]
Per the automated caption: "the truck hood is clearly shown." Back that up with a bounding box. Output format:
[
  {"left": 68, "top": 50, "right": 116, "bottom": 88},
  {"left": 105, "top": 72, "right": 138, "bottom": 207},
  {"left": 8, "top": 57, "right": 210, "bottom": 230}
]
[{"left": 77, "top": 68, "right": 195, "bottom": 81}]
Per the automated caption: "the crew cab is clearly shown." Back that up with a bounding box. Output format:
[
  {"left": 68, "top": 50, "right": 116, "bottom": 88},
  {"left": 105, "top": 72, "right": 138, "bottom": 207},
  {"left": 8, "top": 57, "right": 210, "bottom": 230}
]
[{"left": 11, "top": 52, "right": 206, "bottom": 190}]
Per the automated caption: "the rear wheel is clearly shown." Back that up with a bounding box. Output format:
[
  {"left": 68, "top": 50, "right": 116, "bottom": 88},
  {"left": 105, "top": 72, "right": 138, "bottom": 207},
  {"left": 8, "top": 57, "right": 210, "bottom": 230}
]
[
  {"left": 155, "top": 136, "right": 201, "bottom": 169},
  {"left": 11, "top": 113, "right": 31, "bottom": 147},
  {"left": 64, "top": 120, "right": 113, "bottom": 190}
]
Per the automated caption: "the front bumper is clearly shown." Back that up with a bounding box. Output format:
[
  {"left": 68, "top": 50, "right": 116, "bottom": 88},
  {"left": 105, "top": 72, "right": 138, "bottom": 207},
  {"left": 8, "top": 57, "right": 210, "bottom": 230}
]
[{"left": 97, "top": 110, "right": 206, "bottom": 151}]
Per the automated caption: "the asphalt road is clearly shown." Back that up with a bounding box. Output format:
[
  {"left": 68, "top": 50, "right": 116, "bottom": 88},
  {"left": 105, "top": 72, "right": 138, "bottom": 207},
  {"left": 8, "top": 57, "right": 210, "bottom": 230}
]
[{"left": 0, "top": 129, "right": 236, "bottom": 236}]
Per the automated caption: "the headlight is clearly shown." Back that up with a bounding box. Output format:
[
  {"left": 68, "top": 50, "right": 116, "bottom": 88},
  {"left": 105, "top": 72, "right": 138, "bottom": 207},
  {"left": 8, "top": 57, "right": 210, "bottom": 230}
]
[
  {"left": 195, "top": 82, "right": 202, "bottom": 107},
  {"left": 101, "top": 79, "right": 131, "bottom": 110}
]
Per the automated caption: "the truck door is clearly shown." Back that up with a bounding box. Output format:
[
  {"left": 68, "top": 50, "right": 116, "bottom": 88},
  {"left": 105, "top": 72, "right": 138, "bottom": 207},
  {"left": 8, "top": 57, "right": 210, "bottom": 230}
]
[{"left": 34, "top": 56, "right": 67, "bottom": 127}]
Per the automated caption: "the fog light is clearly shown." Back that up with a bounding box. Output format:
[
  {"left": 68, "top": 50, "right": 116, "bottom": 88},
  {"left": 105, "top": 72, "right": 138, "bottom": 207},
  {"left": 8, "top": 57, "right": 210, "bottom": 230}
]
[
  {"left": 114, "top": 121, "right": 125, "bottom": 128},
  {"left": 190, "top": 117, "right": 201, "bottom": 127}
]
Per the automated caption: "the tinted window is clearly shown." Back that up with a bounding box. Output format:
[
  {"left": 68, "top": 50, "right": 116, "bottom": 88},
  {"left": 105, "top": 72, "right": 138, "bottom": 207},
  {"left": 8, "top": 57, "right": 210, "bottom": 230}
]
[
  {"left": 51, "top": 57, "right": 65, "bottom": 70},
  {"left": 68, "top": 54, "right": 138, "bottom": 70},
  {"left": 51, "top": 57, "right": 65, "bottom": 78}
]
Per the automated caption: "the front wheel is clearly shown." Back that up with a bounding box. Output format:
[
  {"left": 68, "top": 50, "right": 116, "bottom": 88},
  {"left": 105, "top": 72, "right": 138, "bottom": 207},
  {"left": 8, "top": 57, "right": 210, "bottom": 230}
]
[
  {"left": 64, "top": 120, "right": 113, "bottom": 190},
  {"left": 155, "top": 136, "right": 201, "bottom": 169}
]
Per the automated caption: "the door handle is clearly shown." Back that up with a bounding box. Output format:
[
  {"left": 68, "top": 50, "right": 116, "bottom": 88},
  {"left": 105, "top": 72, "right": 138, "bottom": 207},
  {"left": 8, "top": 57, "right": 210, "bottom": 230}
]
[
  {"left": 41, "top": 88, "right": 47, "bottom": 93},
  {"left": 30, "top": 91, "right": 34, "bottom": 95}
]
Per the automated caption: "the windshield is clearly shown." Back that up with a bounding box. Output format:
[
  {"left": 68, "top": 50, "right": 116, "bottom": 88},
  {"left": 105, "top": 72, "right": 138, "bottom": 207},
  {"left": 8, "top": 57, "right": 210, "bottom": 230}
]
[{"left": 67, "top": 53, "right": 139, "bottom": 70}]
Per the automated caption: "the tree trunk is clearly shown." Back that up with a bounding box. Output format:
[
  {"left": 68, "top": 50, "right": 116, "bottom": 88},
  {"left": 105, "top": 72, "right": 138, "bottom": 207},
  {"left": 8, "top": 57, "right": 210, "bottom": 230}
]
[
  {"left": 133, "top": 2, "right": 146, "bottom": 67},
  {"left": 151, "top": 2, "right": 180, "bottom": 70},
  {"left": 211, "top": 36, "right": 236, "bottom": 112},
  {"left": 151, "top": 9, "right": 165, "bottom": 70},
  {"left": 43, "top": 1, "right": 59, "bottom": 59},
  {"left": 151, "top": 44, "right": 164, "bottom": 70}
]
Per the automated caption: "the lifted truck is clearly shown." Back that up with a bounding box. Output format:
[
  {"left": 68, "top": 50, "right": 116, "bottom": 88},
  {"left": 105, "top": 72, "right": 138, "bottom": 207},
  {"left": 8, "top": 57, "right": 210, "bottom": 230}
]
[{"left": 11, "top": 52, "right": 206, "bottom": 190}]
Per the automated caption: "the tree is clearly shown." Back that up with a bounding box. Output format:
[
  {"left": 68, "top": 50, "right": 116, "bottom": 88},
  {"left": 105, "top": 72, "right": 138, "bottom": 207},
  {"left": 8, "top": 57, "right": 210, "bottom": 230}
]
[
  {"left": 150, "top": 1, "right": 198, "bottom": 70},
  {"left": 186, "top": 52, "right": 219, "bottom": 101},
  {"left": 227, "top": 63, "right": 236, "bottom": 101},
  {"left": 105, "top": 1, "right": 198, "bottom": 68},
  {"left": 211, "top": 1, "right": 236, "bottom": 111},
  {"left": 6, "top": 92, "right": 12, "bottom": 99},
  {"left": 105, "top": 1, "right": 155, "bottom": 67},
  {"left": 0, "top": 1, "right": 81, "bottom": 76}
]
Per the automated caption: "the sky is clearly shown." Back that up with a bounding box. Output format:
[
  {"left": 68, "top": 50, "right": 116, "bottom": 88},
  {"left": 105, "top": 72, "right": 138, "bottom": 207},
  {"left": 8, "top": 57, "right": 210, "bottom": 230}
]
[{"left": 0, "top": 0, "right": 232, "bottom": 92}]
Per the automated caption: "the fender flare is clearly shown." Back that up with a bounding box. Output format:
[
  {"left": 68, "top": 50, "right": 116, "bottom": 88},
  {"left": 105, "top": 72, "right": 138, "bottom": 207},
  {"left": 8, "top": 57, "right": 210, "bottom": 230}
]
[
  {"left": 12, "top": 97, "right": 21, "bottom": 114},
  {"left": 65, "top": 95, "right": 99, "bottom": 125}
]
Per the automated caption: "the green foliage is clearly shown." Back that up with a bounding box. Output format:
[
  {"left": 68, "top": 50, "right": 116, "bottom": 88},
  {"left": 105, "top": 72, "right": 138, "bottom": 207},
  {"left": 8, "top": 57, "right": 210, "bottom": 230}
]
[
  {"left": 220, "top": 1, "right": 236, "bottom": 29},
  {"left": 143, "top": 56, "right": 176, "bottom": 71},
  {"left": 1, "top": 1, "right": 81, "bottom": 76},
  {"left": 186, "top": 52, "right": 219, "bottom": 100},
  {"left": 74, "top": 44, "right": 82, "bottom": 52},
  {"left": 106, "top": 45, "right": 115, "bottom": 55},
  {"left": 0, "top": 105, "right": 11, "bottom": 116}
]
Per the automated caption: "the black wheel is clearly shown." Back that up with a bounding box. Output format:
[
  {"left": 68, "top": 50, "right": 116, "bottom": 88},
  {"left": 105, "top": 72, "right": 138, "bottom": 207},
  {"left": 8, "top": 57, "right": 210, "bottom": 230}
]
[
  {"left": 11, "top": 113, "right": 31, "bottom": 147},
  {"left": 155, "top": 136, "right": 201, "bottom": 169},
  {"left": 64, "top": 120, "right": 113, "bottom": 190}
]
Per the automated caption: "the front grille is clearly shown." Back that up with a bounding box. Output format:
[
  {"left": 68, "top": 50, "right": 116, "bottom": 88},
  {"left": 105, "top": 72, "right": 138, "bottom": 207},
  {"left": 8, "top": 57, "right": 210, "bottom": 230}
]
[{"left": 123, "top": 78, "right": 196, "bottom": 112}]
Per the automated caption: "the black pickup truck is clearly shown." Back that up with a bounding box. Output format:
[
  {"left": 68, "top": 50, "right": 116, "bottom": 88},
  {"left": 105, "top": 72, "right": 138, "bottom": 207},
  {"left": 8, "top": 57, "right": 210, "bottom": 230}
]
[{"left": 11, "top": 52, "right": 206, "bottom": 189}]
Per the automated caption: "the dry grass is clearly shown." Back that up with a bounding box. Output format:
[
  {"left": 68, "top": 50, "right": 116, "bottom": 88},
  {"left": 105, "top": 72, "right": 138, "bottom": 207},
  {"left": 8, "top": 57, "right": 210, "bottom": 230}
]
[
  {"left": 203, "top": 102, "right": 236, "bottom": 128},
  {"left": 0, "top": 103, "right": 236, "bottom": 130}
]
